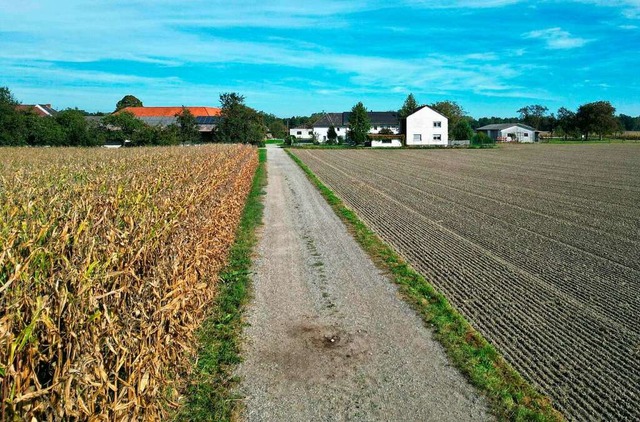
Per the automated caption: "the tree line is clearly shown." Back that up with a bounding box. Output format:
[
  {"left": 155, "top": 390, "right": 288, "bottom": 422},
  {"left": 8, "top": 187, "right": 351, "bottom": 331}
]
[{"left": 0, "top": 87, "right": 272, "bottom": 147}]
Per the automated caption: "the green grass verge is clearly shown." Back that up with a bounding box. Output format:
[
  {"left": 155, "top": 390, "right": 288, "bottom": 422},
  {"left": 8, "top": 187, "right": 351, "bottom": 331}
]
[
  {"left": 176, "top": 148, "right": 267, "bottom": 422},
  {"left": 285, "top": 149, "right": 563, "bottom": 422}
]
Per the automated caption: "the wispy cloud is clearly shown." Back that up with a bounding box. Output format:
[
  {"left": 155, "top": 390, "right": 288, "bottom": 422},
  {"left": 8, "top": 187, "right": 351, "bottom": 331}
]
[
  {"left": 576, "top": 0, "right": 640, "bottom": 18},
  {"left": 1, "top": 0, "right": 638, "bottom": 116},
  {"left": 523, "top": 27, "right": 592, "bottom": 49}
]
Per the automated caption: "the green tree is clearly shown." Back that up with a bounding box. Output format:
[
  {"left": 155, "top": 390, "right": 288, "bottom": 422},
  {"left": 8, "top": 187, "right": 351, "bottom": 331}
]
[
  {"left": 56, "top": 109, "right": 97, "bottom": 146},
  {"left": 556, "top": 107, "right": 576, "bottom": 140},
  {"left": 23, "top": 112, "right": 65, "bottom": 146},
  {"left": 115, "top": 95, "right": 143, "bottom": 111},
  {"left": 470, "top": 131, "right": 494, "bottom": 147},
  {"left": 215, "top": 92, "right": 267, "bottom": 145},
  {"left": 399, "top": 93, "right": 419, "bottom": 119},
  {"left": 268, "top": 119, "right": 287, "bottom": 139},
  {"left": 0, "top": 86, "right": 27, "bottom": 146},
  {"left": 348, "top": 102, "right": 371, "bottom": 145},
  {"left": 431, "top": 101, "right": 466, "bottom": 140},
  {"left": 517, "top": 104, "right": 549, "bottom": 130},
  {"left": 176, "top": 107, "right": 201, "bottom": 144},
  {"left": 327, "top": 125, "right": 338, "bottom": 144},
  {"left": 617, "top": 114, "right": 638, "bottom": 131},
  {"left": 102, "top": 111, "right": 145, "bottom": 145},
  {"left": 575, "top": 101, "right": 619, "bottom": 140},
  {"left": 452, "top": 119, "right": 473, "bottom": 141}
]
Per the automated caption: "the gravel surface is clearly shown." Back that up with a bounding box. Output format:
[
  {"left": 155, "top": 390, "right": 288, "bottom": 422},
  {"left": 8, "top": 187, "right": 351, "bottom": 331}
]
[{"left": 235, "top": 146, "right": 490, "bottom": 421}]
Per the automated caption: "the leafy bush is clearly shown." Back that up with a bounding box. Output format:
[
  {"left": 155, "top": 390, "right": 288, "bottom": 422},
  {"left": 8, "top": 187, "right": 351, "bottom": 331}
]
[{"left": 470, "top": 131, "right": 494, "bottom": 147}]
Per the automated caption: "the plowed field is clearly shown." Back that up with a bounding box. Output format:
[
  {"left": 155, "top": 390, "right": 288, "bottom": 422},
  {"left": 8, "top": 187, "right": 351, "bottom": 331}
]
[{"left": 292, "top": 144, "right": 640, "bottom": 421}]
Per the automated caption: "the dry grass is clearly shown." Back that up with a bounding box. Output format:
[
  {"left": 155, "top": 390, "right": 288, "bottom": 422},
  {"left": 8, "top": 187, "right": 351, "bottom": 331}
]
[{"left": 0, "top": 144, "right": 258, "bottom": 420}]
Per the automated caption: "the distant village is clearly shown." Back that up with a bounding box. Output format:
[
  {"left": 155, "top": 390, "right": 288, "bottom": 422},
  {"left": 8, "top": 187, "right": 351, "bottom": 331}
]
[{"left": 2, "top": 86, "right": 639, "bottom": 148}]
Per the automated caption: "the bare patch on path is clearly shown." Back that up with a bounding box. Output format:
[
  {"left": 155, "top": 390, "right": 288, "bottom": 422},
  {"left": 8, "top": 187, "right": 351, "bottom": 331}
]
[{"left": 236, "top": 146, "right": 490, "bottom": 421}]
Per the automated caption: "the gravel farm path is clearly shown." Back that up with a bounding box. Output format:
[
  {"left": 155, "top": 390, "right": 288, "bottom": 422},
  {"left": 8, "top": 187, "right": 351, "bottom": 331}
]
[{"left": 235, "top": 146, "right": 490, "bottom": 421}]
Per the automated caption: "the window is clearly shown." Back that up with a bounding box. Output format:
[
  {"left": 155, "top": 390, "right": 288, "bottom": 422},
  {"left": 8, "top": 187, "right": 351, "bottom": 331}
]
[
  {"left": 336, "top": 127, "right": 340, "bottom": 132},
  {"left": 374, "top": 126, "right": 378, "bottom": 130},
  {"left": 308, "top": 130, "right": 313, "bottom": 134},
  {"left": 433, "top": 134, "right": 442, "bottom": 141},
  {"left": 413, "top": 134, "right": 422, "bottom": 142},
  {"left": 296, "top": 131, "right": 302, "bottom": 135},
  {"left": 382, "top": 139, "right": 392, "bottom": 144},
  {"left": 523, "top": 132, "right": 529, "bottom": 137},
  {"left": 434, "top": 121, "right": 442, "bottom": 128}
]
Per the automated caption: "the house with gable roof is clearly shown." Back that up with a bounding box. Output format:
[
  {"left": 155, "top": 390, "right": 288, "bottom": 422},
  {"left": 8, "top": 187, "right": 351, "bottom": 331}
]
[
  {"left": 289, "top": 106, "right": 448, "bottom": 147},
  {"left": 476, "top": 123, "right": 540, "bottom": 143},
  {"left": 16, "top": 104, "right": 58, "bottom": 117}
]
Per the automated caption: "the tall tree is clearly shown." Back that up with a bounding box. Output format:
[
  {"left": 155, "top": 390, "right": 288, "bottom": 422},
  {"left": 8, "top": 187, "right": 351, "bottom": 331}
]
[
  {"left": 175, "top": 107, "right": 201, "bottom": 144},
  {"left": 0, "top": 86, "right": 26, "bottom": 146},
  {"left": 399, "top": 94, "right": 419, "bottom": 119},
  {"left": 102, "top": 111, "right": 145, "bottom": 145},
  {"left": 115, "top": 95, "right": 143, "bottom": 111},
  {"left": 556, "top": 107, "right": 576, "bottom": 140},
  {"left": 617, "top": 114, "right": 638, "bottom": 131},
  {"left": 56, "top": 109, "right": 98, "bottom": 146},
  {"left": 431, "top": 100, "right": 466, "bottom": 140},
  {"left": 347, "top": 102, "right": 371, "bottom": 145},
  {"left": 452, "top": 119, "right": 474, "bottom": 141},
  {"left": 215, "top": 92, "right": 266, "bottom": 145},
  {"left": 517, "top": 104, "right": 549, "bottom": 130},
  {"left": 575, "top": 101, "right": 619, "bottom": 140},
  {"left": 327, "top": 125, "right": 338, "bottom": 144}
]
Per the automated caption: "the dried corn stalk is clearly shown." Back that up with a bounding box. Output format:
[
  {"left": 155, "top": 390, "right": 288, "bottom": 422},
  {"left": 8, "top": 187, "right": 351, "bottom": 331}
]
[{"left": 0, "top": 144, "right": 258, "bottom": 420}]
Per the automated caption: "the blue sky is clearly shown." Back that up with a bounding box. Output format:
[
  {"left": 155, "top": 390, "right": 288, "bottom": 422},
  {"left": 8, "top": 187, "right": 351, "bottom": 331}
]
[{"left": 1, "top": 0, "right": 639, "bottom": 118}]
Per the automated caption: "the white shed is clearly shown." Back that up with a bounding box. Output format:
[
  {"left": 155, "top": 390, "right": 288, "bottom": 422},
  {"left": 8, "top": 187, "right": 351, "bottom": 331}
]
[
  {"left": 405, "top": 106, "right": 448, "bottom": 146},
  {"left": 476, "top": 123, "right": 539, "bottom": 143}
]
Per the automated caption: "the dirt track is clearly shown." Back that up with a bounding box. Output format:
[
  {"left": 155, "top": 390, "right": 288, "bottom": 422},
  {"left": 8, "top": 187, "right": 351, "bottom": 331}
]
[
  {"left": 292, "top": 145, "right": 640, "bottom": 421},
  {"left": 236, "top": 146, "right": 489, "bottom": 421}
]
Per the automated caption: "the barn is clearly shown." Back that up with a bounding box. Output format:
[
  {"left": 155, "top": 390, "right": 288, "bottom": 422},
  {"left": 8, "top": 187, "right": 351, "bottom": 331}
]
[{"left": 476, "top": 123, "right": 540, "bottom": 143}]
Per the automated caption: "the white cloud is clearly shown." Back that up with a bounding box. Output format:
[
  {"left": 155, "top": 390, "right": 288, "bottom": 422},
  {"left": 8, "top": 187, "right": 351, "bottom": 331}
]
[
  {"left": 523, "top": 27, "right": 592, "bottom": 49},
  {"left": 574, "top": 0, "right": 640, "bottom": 18}
]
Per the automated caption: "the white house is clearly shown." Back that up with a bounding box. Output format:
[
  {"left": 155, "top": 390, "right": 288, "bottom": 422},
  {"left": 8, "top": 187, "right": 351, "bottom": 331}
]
[
  {"left": 476, "top": 123, "right": 539, "bottom": 143},
  {"left": 308, "top": 112, "right": 401, "bottom": 143},
  {"left": 289, "top": 106, "right": 448, "bottom": 147},
  {"left": 290, "top": 127, "right": 314, "bottom": 139},
  {"left": 405, "top": 106, "right": 448, "bottom": 146}
]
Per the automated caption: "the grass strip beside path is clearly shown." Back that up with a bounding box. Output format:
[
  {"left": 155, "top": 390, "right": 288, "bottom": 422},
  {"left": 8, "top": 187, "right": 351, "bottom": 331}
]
[
  {"left": 177, "top": 148, "right": 267, "bottom": 422},
  {"left": 286, "top": 149, "right": 563, "bottom": 422}
]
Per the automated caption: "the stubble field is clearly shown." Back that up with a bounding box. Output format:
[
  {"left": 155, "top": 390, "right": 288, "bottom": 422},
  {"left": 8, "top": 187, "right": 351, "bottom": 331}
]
[{"left": 293, "top": 144, "right": 640, "bottom": 421}]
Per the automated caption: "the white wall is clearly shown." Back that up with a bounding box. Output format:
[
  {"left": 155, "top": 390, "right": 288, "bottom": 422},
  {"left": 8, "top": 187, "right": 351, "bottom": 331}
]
[
  {"left": 405, "top": 107, "right": 448, "bottom": 146},
  {"left": 368, "top": 125, "right": 400, "bottom": 135},
  {"left": 499, "top": 126, "right": 535, "bottom": 143},
  {"left": 313, "top": 126, "right": 348, "bottom": 142},
  {"left": 371, "top": 139, "right": 403, "bottom": 148},
  {"left": 312, "top": 125, "right": 399, "bottom": 143},
  {"left": 290, "top": 128, "right": 314, "bottom": 139}
]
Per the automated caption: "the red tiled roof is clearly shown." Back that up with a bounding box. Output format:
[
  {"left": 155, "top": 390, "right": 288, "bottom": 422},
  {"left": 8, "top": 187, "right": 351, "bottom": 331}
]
[
  {"left": 120, "top": 106, "right": 222, "bottom": 117},
  {"left": 16, "top": 104, "right": 56, "bottom": 117}
]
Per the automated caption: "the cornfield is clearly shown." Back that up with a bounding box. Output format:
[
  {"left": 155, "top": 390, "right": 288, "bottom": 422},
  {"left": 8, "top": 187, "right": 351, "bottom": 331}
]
[{"left": 0, "top": 144, "right": 258, "bottom": 420}]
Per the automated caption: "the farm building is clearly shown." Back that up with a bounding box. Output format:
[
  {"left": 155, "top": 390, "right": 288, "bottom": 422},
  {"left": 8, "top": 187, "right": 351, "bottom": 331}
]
[
  {"left": 476, "top": 123, "right": 540, "bottom": 143},
  {"left": 290, "top": 111, "right": 401, "bottom": 143},
  {"left": 289, "top": 127, "right": 315, "bottom": 139},
  {"left": 119, "top": 106, "right": 222, "bottom": 138},
  {"left": 16, "top": 104, "right": 57, "bottom": 117},
  {"left": 291, "top": 107, "right": 446, "bottom": 147}
]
